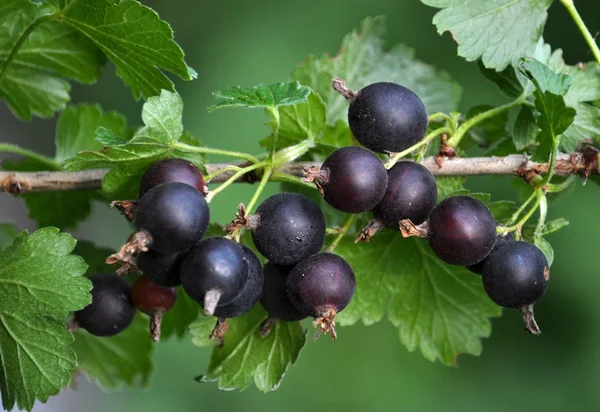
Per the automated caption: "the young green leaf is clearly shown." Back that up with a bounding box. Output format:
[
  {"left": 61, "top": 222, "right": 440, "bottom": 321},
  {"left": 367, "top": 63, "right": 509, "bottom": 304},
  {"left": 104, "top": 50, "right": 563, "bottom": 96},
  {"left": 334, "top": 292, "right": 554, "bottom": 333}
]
[
  {"left": 72, "top": 314, "right": 154, "bottom": 390},
  {"left": 55, "top": 104, "right": 126, "bottom": 163},
  {"left": 422, "top": 0, "right": 552, "bottom": 71},
  {"left": 260, "top": 90, "right": 326, "bottom": 151},
  {"left": 542, "top": 217, "right": 569, "bottom": 236},
  {"left": 334, "top": 233, "right": 501, "bottom": 366},
  {"left": 534, "top": 236, "right": 554, "bottom": 266},
  {"left": 64, "top": 90, "right": 204, "bottom": 199},
  {"left": 56, "top": 0, "right": 196, "bottom": 99},
  {"left": 293, "top": 16, "right": 461, "bottom": 124},
  {"left": 436, "top": 176, "right": 466, "bottom": 199},
  {"left": 190, "top": 306, "right": 306, "bottom": 392},
  {"left": 209, "top": 81, "right": 310, "bottom": 112},
  {"left": 511, "top": 106, "right": 539, "bottom": 150},
  {"left": 0, "top": 0, "right": 105, "bottom": 119},
  {"left": 0, "top": 227, "right": 91, "bottom": 411},
  {"left": 520, "top": 60, "right": 576, "bottom": 161}
]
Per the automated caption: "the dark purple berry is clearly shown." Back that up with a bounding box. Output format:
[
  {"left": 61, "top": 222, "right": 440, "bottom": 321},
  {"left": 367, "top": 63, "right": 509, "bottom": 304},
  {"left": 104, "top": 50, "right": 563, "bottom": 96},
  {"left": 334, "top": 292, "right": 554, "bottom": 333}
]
[
  {"left": 214, "top": 246, "right": 264, "bottom": 319},
  {"left": 135, "top": 182, "right": 210, "bottom": 255},
  {"left": 252, "top": 193, "right": 326, "bottom": 266},
  {"left": 427, "top": 195, "right": 496, "bottom": 266},
  {"left": 467, "top": 232, "right": 514, "bottom": 275},
  {"left": 373, "top": 160, "right": 437, "bottom": 228},
  {"left": 315, "top": 146, "right": 388, "bottom": 213},
  {"left": 287, "top": 253, "right": 355, "bottom": 339},
  {"left": 260, "top": 262, "right": 306, "bottom": 322},
  {"left": 180, "top": 237, "right": 248, "bottom": 315},
  {"left": 139, "top": 158, "right": 206, "bottom": 197},
  {"left": 482, "top": 241, "right": 550, "bottom": 308},
  {"left": 348, "top": 82, "right": 428, "bottom": 153},
  {"left": 136, "top": 250, "right": 182, "bottom": 287},
  {"left": 74, "top": 273, "right": 135, "bottom": 337},
  {"left": 131, "top": 275, "right": 177, "bottom": 314}
]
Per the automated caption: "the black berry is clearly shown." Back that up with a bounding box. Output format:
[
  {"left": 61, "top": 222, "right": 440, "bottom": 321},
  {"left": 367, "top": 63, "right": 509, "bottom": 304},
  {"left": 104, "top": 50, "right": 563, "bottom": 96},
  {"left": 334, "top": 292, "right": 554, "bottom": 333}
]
[
  {"left": 139, "top": 158, "right": 206, "bottom": 197},
  {"left": 135, "top": 182, "right": 210, "bottom": 255},
  {"left": 482, "top": 241, "right": 550, "bottom": 308},
  {"left": 136, "top": 250, "right": 182, "bottom": 287},
  {"left": 427, "top": 195, "right": 497, "bottom": 266},
  {"left": 214, "top": 246, "right": 264, "bottom": 319},
  {"left": 347, "top": 82, "right": 428, "bottom": 153},
  {"left": 180, "top": 237, "right": 248, "bottom": 315},
  {"left": 314, "top": 146, "right": 388, "bottom": 213},
  {"left": 251, "top": 192, "right": 326, "bottom": 266},
  {"left": 287, "top": 253, "right": 355, "bottom": 339},
  {"left": 373, "top": 160, "right": 437, "bottom": 228},
  {"left": 74, "top": 273, "right": 135, "bottom": 337},
  {"left": 260, "top": 262, "right": 306, "bottom": 322},
  {"left": 466, "top": 232, "right": 514, "bottom": 275}
]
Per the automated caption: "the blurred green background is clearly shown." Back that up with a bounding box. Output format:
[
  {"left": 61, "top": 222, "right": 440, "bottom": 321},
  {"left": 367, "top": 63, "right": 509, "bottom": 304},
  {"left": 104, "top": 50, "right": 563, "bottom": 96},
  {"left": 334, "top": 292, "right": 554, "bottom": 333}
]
[{"left": 1, "top": 0, "right": 599, "bottom": 411}]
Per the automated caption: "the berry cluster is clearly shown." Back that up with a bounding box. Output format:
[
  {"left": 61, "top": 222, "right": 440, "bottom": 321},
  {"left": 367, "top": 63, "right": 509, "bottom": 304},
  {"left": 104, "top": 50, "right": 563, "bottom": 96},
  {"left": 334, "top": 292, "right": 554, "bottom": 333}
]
[
  {"left": 75, "top": 158, "right": 356, "bottom": 341},
  {"left": 312, "top": 80, "right": 551, "bottom": 333},
  {"left": 73, "top": 80, "right": 552, "bottom": 342}
]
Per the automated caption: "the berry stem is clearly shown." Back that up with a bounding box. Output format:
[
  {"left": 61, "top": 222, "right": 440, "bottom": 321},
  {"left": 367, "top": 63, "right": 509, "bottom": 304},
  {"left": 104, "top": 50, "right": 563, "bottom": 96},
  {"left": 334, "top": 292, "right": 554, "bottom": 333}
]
[
  {"left": 446, "top": 94, "right": 527, "bottom": 148},
  {"left": 331, "top": 77, "right": 358, "bottom": 102},
  {"left": 204, "top": 289, "right": 222, "bottom": 316},
  {"left": 560, "top": 0, "right": 600, "bottom": 65},
  {"left": 206, "top": 162, "right": 264, "bottom": 202},
  {"left": 259, "top": 317, "right": 276, "bottom": 338},
  {"left": 150, "top": 311, "right": 164, "bottom": 342},
  {"left": 502, "top": 191, "right": 543, "bottom": 237},
  {"left": 327, "top": 215, "right": 356, "bottom": 252},
  {"left": 244, "top": 165, "right": 272, "bottom": 215},
  {"left": 174, "top": 142, "right": 260, "bottom": 163},
  {"left": 520, "top": 304, "right": 542, "bottom": 335},
  {"left": 385, "top": 127, "right": 452, "bottom": 168}
]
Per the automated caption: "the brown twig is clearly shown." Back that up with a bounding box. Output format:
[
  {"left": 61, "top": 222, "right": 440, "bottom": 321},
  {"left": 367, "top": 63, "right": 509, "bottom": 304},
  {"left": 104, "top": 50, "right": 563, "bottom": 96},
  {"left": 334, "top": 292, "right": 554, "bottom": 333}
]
[{"left": 1, "top": 154, "right": 598, "bottom": 194}]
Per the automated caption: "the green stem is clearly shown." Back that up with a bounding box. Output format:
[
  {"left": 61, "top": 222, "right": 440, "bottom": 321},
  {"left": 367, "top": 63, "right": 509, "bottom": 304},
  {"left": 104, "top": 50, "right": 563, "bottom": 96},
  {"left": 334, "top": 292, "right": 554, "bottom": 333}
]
[
  {"left": 269, "top": 171, "right": 314, "bottom": 188},
  {"left": 0, "top": 14, "right": 55, "bottom": 86},
  {"left": 205, "top": 162, "right": 264, "bottom": 202},
  {"left": 447, "top": 95, "right": 526, "bottom": 148},
  {"left": 561, "top": 0, "right": 600, "bottom": 65},
  {"left": 205, "top": 165, "right": 242, "bottom": 182},
  {"left": 385, "top": 127, "right": 452, "bottom": 168},
  {"left": 505, "top": 190, "right": 537, "bottom": 226},
  {"left": 546, "top": 175, "right": 576, "bottom": 193},
  {"left": 327, "top": 215, "right": 356, "bottom": 252},
  {"left": 0, "top": 143, "right": 59, "bottom": 169},
  {"left": 175, "top": 143, "right": 259, "bottom": 163},
  {"left": 268, "top": 108, "right": 280, "bottom": 165},
  {"left": 504, "top": 191, "right": 543, "bottom": 235},
  {"left": 245, "top": 165, "right": 272, "bottom": 215}
]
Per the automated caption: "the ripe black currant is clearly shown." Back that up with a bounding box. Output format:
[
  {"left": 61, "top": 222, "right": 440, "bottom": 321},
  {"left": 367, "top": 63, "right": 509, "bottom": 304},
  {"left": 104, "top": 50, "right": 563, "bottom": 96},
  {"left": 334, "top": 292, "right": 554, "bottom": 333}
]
[
  {"left": 466, "top": 232, "right": 514, "bottom": 275},
  {"left": 74, "top": 273, "right": 135, "bottom": 337},
  {"left": 287, "top": 253, "right": 355, "bottom": 340},
  {"left": 251, "top": 192, "right": 326, "bottom": 266},
  {"left": 347, "top": 82, "right": 428, "bottom": 153},
  {"left": 214, "top": 246, "right": 264, "bottom": 319},
  {"left": 311, "top": 146, "right": 388, "bottom": 213},
  {"left": 180, "top": 237, "right": 248, "bottom": 316},
  {"left": 427, "top": 195, "right": 497, "bottom": 266},
  {"left": 131, "top": 275, "right": 177, "bottom": 341},
  {"left": 482, "top": 241, "right": 550, "bottom": 308},
  {"left": 136, "top": 250, "right": 182, "bottom": 287},
  {"left": 135, "top": 182, "right": 210, "bottom": 255},
  {"left": 139, "top": 158, "right": 207, "bottom": 197},
  {"left": 373, "top": 160, "right": 437, "bottom": 228}
]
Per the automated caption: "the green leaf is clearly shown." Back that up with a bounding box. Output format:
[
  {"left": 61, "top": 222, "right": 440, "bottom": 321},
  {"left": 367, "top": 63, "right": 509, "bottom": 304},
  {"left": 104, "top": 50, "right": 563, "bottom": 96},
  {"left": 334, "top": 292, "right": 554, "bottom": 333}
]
[
  {"left": 422, "top": 0, "right": 552, "bottom": 71},
  {"left": 542, "top": 217, "right": 569, "bottom": 236},
  {"left": 478, "top": 60, "right": 523, "bottom": 98},
  {"left": 0, "top": 227, "right": 91, "bottom": 411},
  {"left": 64, "top": 90, "right": 204, "bottom": 198},
  {"left": 209, "top": 81, "right": 310, "bottom": 112},
  {"left": 564, "top": 62, "right": 600, "bottom": 106},
  {"left": 55, "top": 104, "right": 126, "bottom": 163},
  {"left": 436, "top": 176, "right": 466, "bottom": 199},
  {"left": 520, "top": 60, "right": 576, "bottom": 161},
  {"left": 487, "top": 200, "right": 518, "bottom": 223},
  {"left": 465, "top": 105, "right": 509, "bottom": 148},
  {"left": 293, "top": 16, "right": 461, "bottom": 124},
  {"left": 72, "top": 314, "right": 154, "bottom": 390},
  {"left": 190, "top": 305, "right": 306, "bottom": 392},
  {"left": 335, "top": 233, "right": 501, "bottom": 365},
  {"left": 0, "top": 0, "right": 105, "bottom": 119},
  {"left": 161, "top": 288, "right": 200, "bottom": 340},
  {"left": 0, "top": 223, "right": 19, "bottom": 251},
  {"left": 57, "top": 0, "right": 196, "bottom": 100},
  {"left": 511, "top": 106, "right": 539, "bottom": 150},
  {"left": 72, "top": 240, "right": 114, "bottom": 276},
  {"left": 561, "top": 103, "right": 600, "bottom": 152}
]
